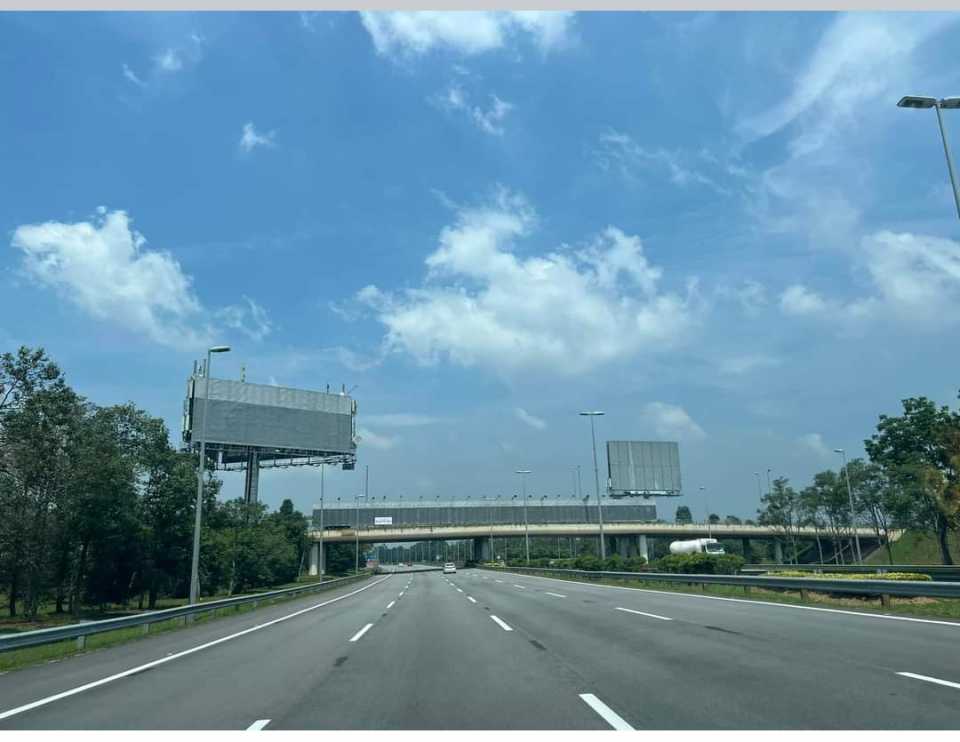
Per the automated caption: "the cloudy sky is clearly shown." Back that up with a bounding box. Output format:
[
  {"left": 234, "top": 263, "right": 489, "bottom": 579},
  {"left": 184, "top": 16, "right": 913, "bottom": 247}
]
[{"left": 3, "top": 11, "right": 960, "bottom": 520}]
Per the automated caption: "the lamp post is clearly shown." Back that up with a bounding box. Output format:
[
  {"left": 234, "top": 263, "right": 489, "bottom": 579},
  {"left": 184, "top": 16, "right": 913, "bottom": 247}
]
[
  {"left": 897, "top": 95, "right": 960, "bottom": 220},
  {"left": 579, "top": 411, "right": 606, "bottom": 559},
  {"left": 754, "top": 472, "right": 762, "bottom": 500},
  {"left": 189, "top": 345, "right": 230, "bottom": 605},
  {"left": 700, "top": 486, "right": 711, "bottom": 539},
  {"left": 355, "top": 492, "right": 366, "bottom": 573},
  {"left": 516, "top": 470, "right": 531, "bottom": 564},
  {"left": 766, "top": 468, "right": 772, "bottom": 497},
  {"left": 318, "top": 463, "right": 325, "bottom": 575},
  {"left": 834, "top": 448, "right": 863, "bottom": 563}
]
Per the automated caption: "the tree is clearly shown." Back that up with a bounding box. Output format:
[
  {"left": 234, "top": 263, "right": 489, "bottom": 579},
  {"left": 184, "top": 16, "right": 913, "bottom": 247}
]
[
  {"left": 708, "top": 513, "right": 720, "bottom": 524},
  {"left": 723, "top": 515, "right": 742, "bottom": 525},
  {"left": 757, "top": 477, "right": 802, "bottom": 564},
  {"left": 864, "top": 396, "right": 960, "bottom": 565},
  {"left": 675, "top": 505, "right": 692, "bottom": 524}
]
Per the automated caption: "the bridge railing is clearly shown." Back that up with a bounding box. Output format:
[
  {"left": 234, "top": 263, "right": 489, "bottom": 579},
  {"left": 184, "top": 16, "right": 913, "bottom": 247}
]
[
  {"left": 482, "top": 566, "right": 960, "bottom": 605},
  {"left": 0, "top": 573, "right": 371, "bottom": 654}
]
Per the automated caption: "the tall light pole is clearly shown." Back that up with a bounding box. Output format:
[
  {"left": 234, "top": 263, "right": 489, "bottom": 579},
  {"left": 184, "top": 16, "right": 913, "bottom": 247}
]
[
  {"left": 579, "top": 411, "right": 606, "bottom": 560},
  {"left": 700, "top": 486, "right": 711, "bottom": 539},
  {"left": 898, "top": 95, "right": 960, "bottom": 220},
  {"left": 189, "top": 345, "right": 230, "bottom": 605},
  {"left": 516, "top": 470, "right": 531, "bottom": 564},
  {"left": 754, "top": 472, "right": 762, "bottom": 500},
  {"left": 318, "top": 463, "right": 325, "bottom": 576},
  {"left": 355, "top": 492, "right": 367, "bottom": 573},
  {"left": 834, "top": 448, "right": 862, "bottom": 563},
  {"left": 766, "top": 468, "right": 772, "bottom": 498}
]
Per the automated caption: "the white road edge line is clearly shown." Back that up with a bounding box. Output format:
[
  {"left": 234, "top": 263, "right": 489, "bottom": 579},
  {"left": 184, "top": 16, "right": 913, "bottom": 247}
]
[
  {"left": 0, "top": 576, "right": 393, "bottom": 722},
  {"left": 456, "top": 588, "right": 463, "bottom": 593},
  {"left": 495, "top": 580, "right": 504, "bottom": 583},
  {"left": 490, "top": 615, "right": 513, "bottom": 631},
  {"left": 579, "top": 693, "right": 634, "bottom": 730},
  {"left": 615, "top": 606, "right": 672, "bottom": 621},
  {"left": 386, "top": 600, "right": 396, "bottom": 610},
  {"left": 493, "top": 571, "right": 960, "bottom": 628},
  {"left": 897, "top": 672, "right": 960, "bottom": 690},
  {"left": 545, "top": 592, "right": 567, "bottom": 599},
  {"left": 467, "top": 596, "right": 477, "bottom": 604},
  {"left": 247, "top": 719, "right": 271, "bottom": 731},
  {"left": 349, "top": 623, "right": 374, "bottom": 642},
  {"left": 513, "top": 585, "right": 526, "bottom": 590},
  {"left": 399, "top": 591, "right": 405, "bottom": 597}
]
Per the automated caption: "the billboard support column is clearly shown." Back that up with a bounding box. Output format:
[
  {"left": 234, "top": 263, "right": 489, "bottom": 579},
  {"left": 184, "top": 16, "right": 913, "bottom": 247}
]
[{"left": 244, "top": 450, "right": 260, "bottom": 504}]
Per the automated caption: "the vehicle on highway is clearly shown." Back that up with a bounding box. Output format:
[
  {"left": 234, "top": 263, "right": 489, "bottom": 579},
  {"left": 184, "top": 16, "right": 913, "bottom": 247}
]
[
  {"left": 442, "top": 562, "right": 457, "bottom": 574},
  {"left": 669, "top": 538, "right": 725, "bottom": 555}
]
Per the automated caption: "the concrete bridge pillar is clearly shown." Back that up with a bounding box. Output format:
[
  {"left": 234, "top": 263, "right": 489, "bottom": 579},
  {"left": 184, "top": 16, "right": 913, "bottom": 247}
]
[
  {"left": 308, "top": 542, "right": 320, "bottom": 576},
  {"left": 473, "top": 536, "right": 492, "bottom": 562},
  {"left": 774, "top": 540, "right": 784, "bottom": 563},
  {"left": 637, "top": 534, "right": 650, "bottom": 563},
  {"left": 742, "top": 538, "right": 753, "bottom": 563}
]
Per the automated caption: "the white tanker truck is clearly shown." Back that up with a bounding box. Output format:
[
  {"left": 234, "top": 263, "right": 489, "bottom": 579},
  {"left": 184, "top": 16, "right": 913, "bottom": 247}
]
[{"left": 669, "top": 538, "right": 726, "bottom": 556}]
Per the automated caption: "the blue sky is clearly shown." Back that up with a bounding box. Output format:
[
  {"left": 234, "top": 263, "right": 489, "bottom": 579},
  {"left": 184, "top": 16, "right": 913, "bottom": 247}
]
[{"left": 3, "top": 11, "right": 960, "bottom": 520}]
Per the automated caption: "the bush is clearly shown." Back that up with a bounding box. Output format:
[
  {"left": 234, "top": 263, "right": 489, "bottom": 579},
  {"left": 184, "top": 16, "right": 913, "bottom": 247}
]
[
  {"left": 653, "top": 553, "right": 745, "bottom": 575},
  {"left": 574, "top": 554, "right": 603, "bottom": 571},
  {"left": 769, "top": 570, "right": 932, "bottom": 581}
]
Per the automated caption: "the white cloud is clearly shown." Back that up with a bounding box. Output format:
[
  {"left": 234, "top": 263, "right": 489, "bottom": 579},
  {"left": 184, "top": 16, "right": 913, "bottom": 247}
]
[
  {"left": 799, "top": 432, "right": 832, "bottom": 458},
  {"left": 239, "top": 122, "right": 276, "bottom": 153},
  {"left": 357, "top": 426, "right": 397, "bottom": 450},
  {"left": 359, "top": 11, "right": 575, "bottom": 58},
  {"left": 216, "top": 296, "right": 273, "bottom": 341},
  {"left": 12, "top": 209, "right": 208, "bottom": 348},
  {"left": 155, "top": 48, "right": 183, "bottom": 72},
  {"left": 122, "top": 63, "right": 145, "bottom": 87},
  {"left": 642, "top": 402, "right": 705, "bottom": 440},
  {"left": 364, "top": 413, "right": 440, "bottom": 427},
  {"left": 515, "top": 407, "right": 547, "bottom": 430},
  {"left": 718, "top": 354, "right": 781, "bottom": 376},
  {"left": 434, "top": 85, "right": 514, "bottom": 136},
  {"left": 356, "top": 188, "right": 700, "bottom": 375},
  {"left": 596, "top": 131, "right": 728, "bottom": 194},
  {"left": 780, "top": 284, "right": 828, "bottom": 317}
]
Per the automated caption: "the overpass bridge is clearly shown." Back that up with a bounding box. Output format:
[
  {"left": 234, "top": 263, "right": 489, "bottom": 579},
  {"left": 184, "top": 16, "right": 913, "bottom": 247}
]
[{"left": 305, "top": 520, "right": 883, "bottom": 575}]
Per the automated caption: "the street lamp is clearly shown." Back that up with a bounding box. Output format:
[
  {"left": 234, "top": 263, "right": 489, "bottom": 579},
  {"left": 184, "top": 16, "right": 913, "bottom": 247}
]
[
  {"left": 754, "top": 472, "right": 762, "bottom": 500},
  {"left": 318, "top": 463, "right": 326, "bottom": 576},
  {"left": 897, "top": 95, "right": 960, "bottom": 220},
  {"left": 516, "top": 470, "right": 531, "bottom": 564},
  {"left": 579, "top": 411, "right": 607, "bottom": 559},
  {"left": 700, "top": 486, "right": 711, "bottom": 539},
  {"left": 355, "top": 492, "right": 367, "bottom": 573},
  {"left": 189, "top": 344, "right": 230, "bottom": 605},
  {"left": 834, "top": 448, "right": 863, "bottom": 563}
]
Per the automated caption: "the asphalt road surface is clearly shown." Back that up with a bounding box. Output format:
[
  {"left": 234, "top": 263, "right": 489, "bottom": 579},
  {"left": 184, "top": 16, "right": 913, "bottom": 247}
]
[{"left": 0, "top": 568, "right": 958, "bottom": 729}]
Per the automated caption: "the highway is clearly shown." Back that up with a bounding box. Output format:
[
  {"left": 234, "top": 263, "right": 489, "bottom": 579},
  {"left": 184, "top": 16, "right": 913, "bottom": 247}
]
[{"left": 0, "top": 568, "right": 958, "bottom": 729}]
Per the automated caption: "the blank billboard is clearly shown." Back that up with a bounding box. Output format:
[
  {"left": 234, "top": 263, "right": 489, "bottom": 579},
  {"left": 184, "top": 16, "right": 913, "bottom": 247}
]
[
  {"left": 183, "top": 378, "right": 356, "bottom": 464},
  {"left": 606, "top": 441, "right": 681, "bottom": 496}
]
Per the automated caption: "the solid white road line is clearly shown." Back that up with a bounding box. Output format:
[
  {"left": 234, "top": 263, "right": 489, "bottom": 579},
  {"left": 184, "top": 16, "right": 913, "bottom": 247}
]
[
  {"left": 0, "top": 576, "right": 393, "bottom": 722},
  {"left": 897, "top": 672, "right": 960, "bottom": 690},
  {"left": 495, "top": 580, "right": 504, "bottom": 583},
  {"left": 513, "top": 585, "right": 526, "bottom": 590},
  {"left": 386, "top": 601, "right": 396, "bottom": 610},
  {"left": 349, "top": 623, "right": 374, "bottom": 642},
  {"left": 545, "top": 592, "right": 567, "bottom": 599},
  {"left": 490, "top": 615, "right": 513, "bottom": 632},
  {"left": 579, "top": 694, "right": 634, "bottom": 730},
  {"left": 456, "top": 588, "right": 463, "bottom": 593},
  {"left": 398, "top": 591, "right": 405, "bottom": 597},
  {"left": 616, "top": 606, "right": 672, "bottom": 621},
  {"left": 496, "top": 571, "right": 960, "bottom": 629},
  {"left": 247, "top": 719, "right": 271, "bottom": 731},
  {"left": 467, "top": 596, "right": 477, "bottom": 604}
]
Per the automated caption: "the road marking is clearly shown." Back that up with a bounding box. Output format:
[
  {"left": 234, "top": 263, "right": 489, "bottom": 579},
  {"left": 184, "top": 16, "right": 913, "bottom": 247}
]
[
  {"left": 616, "top": 606, "right": 672, "bottom": 621},
  {"left": 493, "top": 571, "right": 960, "bottom": 629},
  {"left": 513, "top": 585, "right": 526, "bottom": 590},
  {"left": 495, "top": 579, "right": 504, "bottom": 583},
  {"left": 467, "top": 596, "right": 477, "bottom": 604},
  {"left": 490, "top": 615, "right": 513, "bottom": 632},
  {"left": 897, "top": 672, "right": 960, "bottom": 690},
  {"left": 579, "top": 694, "right": 634, "bottom": 730},
  {"left": 545, "top": 592, "right": 567, "bottom": 599},
  {"left": 349, "top": 623, "right": 374, "bottom": 642},
  {"left": 0, "top": 575, "right": 392, "bottom": 722},
  {"left": 247, "top": 719, "right": 271, "bottom": 731},
  {"left": 456, "top": 588, "right": 464, "bottom": 593},
  {"left": 399, "top": 591, "right": 405, "bottom": 597},
  {"left": 386, "top": 601, "right": 396, "bottom": 610}
]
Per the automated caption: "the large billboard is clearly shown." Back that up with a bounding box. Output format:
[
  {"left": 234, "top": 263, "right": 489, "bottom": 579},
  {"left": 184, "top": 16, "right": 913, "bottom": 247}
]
[
  {"left": 183, "top": 377, "right": 357, "bottom": 465},
  {"left": 606, "top": 440, "right": 682, "bottom": 497}
]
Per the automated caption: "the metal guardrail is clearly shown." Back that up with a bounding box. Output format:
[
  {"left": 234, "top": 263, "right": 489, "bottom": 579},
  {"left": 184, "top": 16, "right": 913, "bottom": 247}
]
[
  {"left": 483, "top": 566, "right": 960, "bottom": 605},
  {"left": 742, "top": 563, "right": 960, "bottom": 581},
  {"left": 0, "top": 573, "right": 372, "bottom": 653}
]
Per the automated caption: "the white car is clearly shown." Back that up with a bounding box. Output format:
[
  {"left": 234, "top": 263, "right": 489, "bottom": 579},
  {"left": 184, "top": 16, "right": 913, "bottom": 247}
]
[{"left": 442, "top": 562, "right": 457, "bottom": 574}]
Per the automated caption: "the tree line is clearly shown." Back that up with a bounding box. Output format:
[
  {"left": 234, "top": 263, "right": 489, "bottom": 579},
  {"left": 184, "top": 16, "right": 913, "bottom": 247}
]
[
  {"left": 752, "top": 396, "right": 960, "bottom": 565},
  {"left": 0, "top": 347, "right": 314, "bottom": 621}
]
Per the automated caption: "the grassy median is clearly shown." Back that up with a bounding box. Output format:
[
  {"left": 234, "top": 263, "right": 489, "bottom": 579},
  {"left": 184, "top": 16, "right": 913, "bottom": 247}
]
[
  {"left": 489, "top": 568, "right": 960, "bottom": 622},
  {"left": 0, "top": 574, "right": 366, "bottom": 675}
]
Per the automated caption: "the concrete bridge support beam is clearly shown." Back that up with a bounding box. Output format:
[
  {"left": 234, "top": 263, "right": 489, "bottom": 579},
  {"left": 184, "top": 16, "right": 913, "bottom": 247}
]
[
  {"left": 308, "top": 542, "right": 320, "bottom": 576},
  {"left": 742, "top": 538, "right": 752, "bottom": 563},
  {"left": 473, "top": 536, "right": 492, "bottom": 562},
  {"left": 774, "top": 540, "right": 784, "bottom": 563},
  {"left": 637, "top": 534, "right": 650, "bottom": 563}
]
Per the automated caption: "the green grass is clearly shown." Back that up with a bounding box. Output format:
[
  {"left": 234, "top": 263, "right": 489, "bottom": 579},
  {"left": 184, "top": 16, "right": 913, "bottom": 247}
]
[
  {"left": 489, "top": 568, "right": 960, "bottom": 622},
  {"left": 863, "top": 530, "right": 960, "bottom": 565},
  {"left": 0, "top": 573, "right": 366, "bottom": 675}
]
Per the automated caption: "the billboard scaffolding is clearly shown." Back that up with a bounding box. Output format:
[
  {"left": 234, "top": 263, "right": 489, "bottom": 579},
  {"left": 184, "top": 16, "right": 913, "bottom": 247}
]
[
  {"left": 183, "top": 367, "right": 358, "bottom": 503},
  {"left": 606, "top": 440, "right": 682, "bottom": 498}
]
